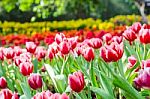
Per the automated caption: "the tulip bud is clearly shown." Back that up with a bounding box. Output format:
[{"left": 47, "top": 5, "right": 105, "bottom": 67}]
[
  {"left": 19, "top": 62, "right": 33, "bottom": 76},
  {"left": 68, "top": 71, "right": 85, "bottom": 92},
  {"left": 131, "top": 22, "right": 142, "bottom": 33},
  {"left": 26, "top": 42, "right": 37, "bottom": 54},
  {"left": 103, "top": 33, "right": 112, "bottom": 45},
  {"left": 28, "top": 73, "right": 43, "bottom": 90},
  {"left": 35, "top": 46, "right": 46, "bottom": 60},
  {"left": 0, "top": 77, "right": 7, "bottom": 88},
  {"left": 4, "top": 48, "right": 15, "bottom": 59},
  {"left": 50, "top": 93, "right": 69, "bottom": 99},
  {"left": 82, "top": 47, "right": 95, "bottom": 62},
  {"left": 0, "top": 51, "right": 4, "bottom": 61},
  {"left": 32, "top": 90, "right": 53, "bottom": 99},
  {"left": 139, "top": 28, "right": 150, "bottom": 44},
  {"left": 123, "top": 28, "right": 137, "bottom": 43},
  {"left": 13, "top": 46, "right": 22, "bottom": 56},
  {"left": 100, "top": 42, "right": 123, "bottom": 62},
  {"left": 134, "top": 67, "right": 150, "bottom": 89},
  {"left": 59, "top": 41, "right": 70, "bottom": 55},
  {"left": 0, "top": 89, "right": 13, "bottom": 99},
  {"left": 127, "top": 56, "right": 137, "bottom": 68},
  {"left": 141, "top": 59, "right": 150, "bottom": 69},
  {"left": 88, "top": 38, "right": 102, "bottom": 49}
]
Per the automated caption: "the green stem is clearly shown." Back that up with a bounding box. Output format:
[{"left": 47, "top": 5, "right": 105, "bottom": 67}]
[
  {"left": 143, "top": 44, "right": 147, "bottom": 60},
  {"left": 60, "top": 55, "right": 69, "bottom": 74}
]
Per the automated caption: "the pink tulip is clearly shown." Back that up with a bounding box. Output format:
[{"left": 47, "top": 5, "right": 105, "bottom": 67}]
[
  {"left": 19, "top": 62, "right": 33, "bottom": 76},
  {"left": 139, "top": 28, "right": 150, "bottom": 44},
  {"left": 4, "top": 48, "right": 15, "bottom": 59},
  {"left": 28, "top": 73, "right": 43, "bottom": 90},
  {"left": 100, "top": 42, "right": 123, "bottom": 62},
  {"left": 26, "top": 42, "right": 37, "bottom": 54},
  {"left": 88, "top": 38, "right": 102, "bottom": 49},
  {"left": 0, "top": 89, "right": 13, "bottom": 99},
  {"left": 68, "top": 71, "right": 85, "bottom": 92},
  {"left": 0, "top": 77, "right": 7, "bottom": 88},
  {"left": 59, "top": 41, "right": 70, "bottom": 55},
  {"left": 82, "top": 47, "right": 95, "bottom": 62}
]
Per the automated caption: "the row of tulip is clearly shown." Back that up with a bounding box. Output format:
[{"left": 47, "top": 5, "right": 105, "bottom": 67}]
[
  {"left": 1, "top": 15, "right": 149, "bottom": 35},
  {"left": 0, "top": 25, "right": 126, "bottom": 46},
  {"left": 0, "top": 22, "right": 150, "bottom": 98}
]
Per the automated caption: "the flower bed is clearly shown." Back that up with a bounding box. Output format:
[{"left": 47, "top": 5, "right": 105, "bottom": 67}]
[{"left": 0, "top": 22, "right": 150, "bottom": 98}]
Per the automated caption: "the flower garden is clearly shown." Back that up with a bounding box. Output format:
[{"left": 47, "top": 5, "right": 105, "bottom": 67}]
[{"left": 0, "top": 14, "right": 150, "bottom": 99}]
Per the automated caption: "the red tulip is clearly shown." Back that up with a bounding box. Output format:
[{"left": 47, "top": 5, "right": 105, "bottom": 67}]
[
  {"left": 32, "top": 90, "right": 52, "bottom": 99},
  {"left": 0, "top": 89, "right": 13, "bottom": 99},
  {"left": 28, "top": 73, "right": 43, "bottom": 90},
  {"left": 12, "top": 93, "right": 19, "bottom": 99},
  {"left": 127, "top": 56, "right": 137, "bottom": 68},
  {"left": 82, "top": 47, "right": 95, "bottom": 62},
  {"left": 131, "top": 22, "right": 142, "bottom": 33},
  {"left": 0, "top": 77, "right": 7, "bottom": 88},
  {"left": 0, "top": 51, "right": 4, "bottom": 61},
  {"left": 35, "top": 46, "right": 46, "bottom": 60},
  {"left": 49, "top": 93, "right": 69, "bottom": 99},
  {"left": 111, "top": 36, "right": 123, "bottom": 44},
  {"left": 4, "top": 48, "right": 15, "bottom": 59},
  {"left": 26, "top": 42, "right": 37, "bottom": 53},
  {"left": 86, "top": 31, "right": 95, "bottom": 39},
  {"left": 68, "top": 71, "right": 85, "bottom": 92},
  {"left": 141, "top": 59, "right": 150, "bottom": 69},
  {"left": 134, "top": 67, "right": 150, "bottom": 89},
  {"left": 88, "top": 38, "right": 102, "bottom": 49},
  {"left": 100, "top": 42, "right": 123, "bottom": 62},
  {"left": 139, "top": 28, "right": 150, "bottom": 44},
  {"left": 59, "top": 41, "right": 70, "bottom": 55},
  {"left": 55, "top": 33, "right": 66, "bottom": 44},
  {"left": 123, "top": 28, "right": 137, "bottom": 43},
  {"left": 102, "top": 33, "right": 112, "bottom": 45},
  {"left": 19, "top": 62, "right": 33, "bottom": 76},
  {"left": 68, "top": 36, "right": 78, "bottom": 50}
]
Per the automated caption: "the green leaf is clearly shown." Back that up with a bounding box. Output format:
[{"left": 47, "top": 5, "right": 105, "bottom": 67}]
[
  {"left": 20, "top": 82, "right": 32, "bottom": 99},
  {"left": 90, "top": 87, "right": 114, "bottom": 99},
  {"left": 32, "top": 58, "right": 38, "bottom": 73}
]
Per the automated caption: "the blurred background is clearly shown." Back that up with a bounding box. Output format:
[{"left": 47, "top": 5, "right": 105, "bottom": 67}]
[{"left": 0, "top": 0, "right": 149, "bottom": 22}]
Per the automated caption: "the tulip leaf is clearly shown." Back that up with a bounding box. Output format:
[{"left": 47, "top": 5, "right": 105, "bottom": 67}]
[
  {"left": 90, "top": 86, "right": 114, "bottom": 99},
  {"left": 20, "top": 82, "right": 32, "bottom": 99},
  {"left": 20, "top": 95, "right": 27, "bottom": 99},
  {"left": 32, "top": 58, "right": 38, "bottom": 73}
]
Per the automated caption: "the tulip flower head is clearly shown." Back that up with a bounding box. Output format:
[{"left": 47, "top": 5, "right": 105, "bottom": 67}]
[
  {"left": 19, "top": 62, "right": 33, "bottom": 76},
  {"left": 26, "top": 42, "right": 37, "bottom": 54},
  {"left": 28, "top": 73, "right": 43, "bottom": 90},
  {"left": 68, "top": 71, "right": 85, "bottom": 92},
  {"left": 0, "top": 77, "right": 7, "bottom": 89}
]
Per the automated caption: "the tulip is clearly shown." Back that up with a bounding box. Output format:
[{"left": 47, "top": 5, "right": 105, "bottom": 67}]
[
  {"left": 82, "top": 47, "right": 95, "bottom": 62},
  {"left": 134, "top": 67, "right": 150, "bottom": 89},
  {"left": 68, "top": 36, "right": 78, "bottom": 50},
  {"left": 102, "top": 33, "right": 112, "bottom": 45},
  {"left": 32, "top": 90, "right": 52, "bottom": 99},
  {"left": 111, "top": 36, "right": 123, "bottom": 44},
  {"left": 131, "top": 22, "right": 142, "bottom": 33},
  {"left": 19, "top": 62, "right": 33, "bottom": 76},
  {"left": 12, "top": 93, "right": 19, "bottom": 99},
  {"left": 141, "top": 59, "right": 150, "bottom": 69},
  {"left": 139, "top": 28, "right": 150, "bottom": 44},
  {"left": 0, "top": 89, "right": 13, "bottom": 99},
  {"left": 127, "top": 56, "right": 137, "bottom": 69},
  {"left": 123, "top": 28, "right": 137, "bottom": 44},
  {"left": 0, "top": 51, "right": 4, "bottom": 61},
  {"left": 86, "top": 31, "right": 94, "bottom": 39},
  {"left": 68, "top": 71, "right": 85, "bottom": 92},
  {"left": 88, "top": 38, "right": 102, "bottom": 49},
  {"left": 35, "top": 46, "right": 46, "bottom": 60},
  {"left": 26, "top": 42, "right": 37, "bottom": 53},
  {"left": 100, "top": 42, "right": 123, "bottom": 62},
  {"left": 59, "top": 41, "right": 70, "bottom": 55},
  {"left": 4, "top": 48, "right": 15, "bottom": 59},
  {"left": 0, "top": 77, "right": 7, "bottom": 88},
  {"left": 13, "top": 46, "right": 22, "bottom": 56},
  {"left": 50, "top": 93, "right": 69, "bottom": 99},
  {"left": 28, "top": 73, "right": 43, "bottom": 90},
  {"left": 55, "top": 33, "right": 66, "bottom": 44}
]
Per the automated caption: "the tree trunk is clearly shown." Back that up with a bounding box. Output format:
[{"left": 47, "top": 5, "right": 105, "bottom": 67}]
[{"left": 134, "top": 0, "right": 148, "bottom": 24}]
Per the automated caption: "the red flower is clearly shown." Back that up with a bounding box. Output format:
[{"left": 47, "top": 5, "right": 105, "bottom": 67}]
[
  {"left": 88, "top": 38, "right": 102, "bottom": 49},
  {"left": 68, "top": 36, "right": 78, "bottom": 50},
  {"left": 59, "top": 41, "right": 70, "bottom": 55},
  {"left": 141, "top": 59, "right": 150, "bottom": 69},
  {"left": 35, "top": 46, "right": 46, "bottom": 60},
  {"left": 32, "top": 90, "right": 52, "bottom": 99},
  {"left": 0, "top": 51, "right": 4, "bottom": 61},
  {"left": 28, "top": 73, "right": 43, "bottom": 90},
  {"left": 12, "top": 93, "right": 19, "bottom": 99},
  {"left": 131, "top": 22, "right": 142, "bottom": 33},
  {"left": 86, "top": 31, "right": 95, "bottom": 39},
  {"left": 49, "top": 93, "right": 69, "bottom": 99},
  {"left": 0, "top": 89, "right": 13, "bottom": 99},
  {"left": 0, "top": 77, "right": 7, "bottom": 88},
  {"left": 82, "top": 47, "right": 95, "bottom": 62},
  {"left": 68, "top": 71, "right": 85, "bottom": 92},
  {"left": 102, "top": 33, "right": 112, "bottom": 45},
  {"left": 26, "top": 42, "right": 37, "bottom": 54},
  {"left": 111, "top": 36, "right": 123, "bottom": 44},
  {"left": 13, "top": 46, "right": 22, "bottom": 56},
  {"left": 127, "top": 56, "right": 137, "bottom": 69},
  {"left": 100, "top": 42, "right": 123, "bottom": 62},
  {"left": 55, "top": 33, "right": 66, "bottom": 44},
  {"left": 134, "top": 67, "right": 150, "bottom": 89},
  {"left": 4, "top": 48, "right": 15, "bottom": 59},
  {"left": 123, "top": 28, "right": 137, "bottom": 43},
  {"left": 139, "top": 28, "right": 150, "bottom": 44},
  {"left": 19, "top": 62, "right": 33, "bottom": 76}
]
